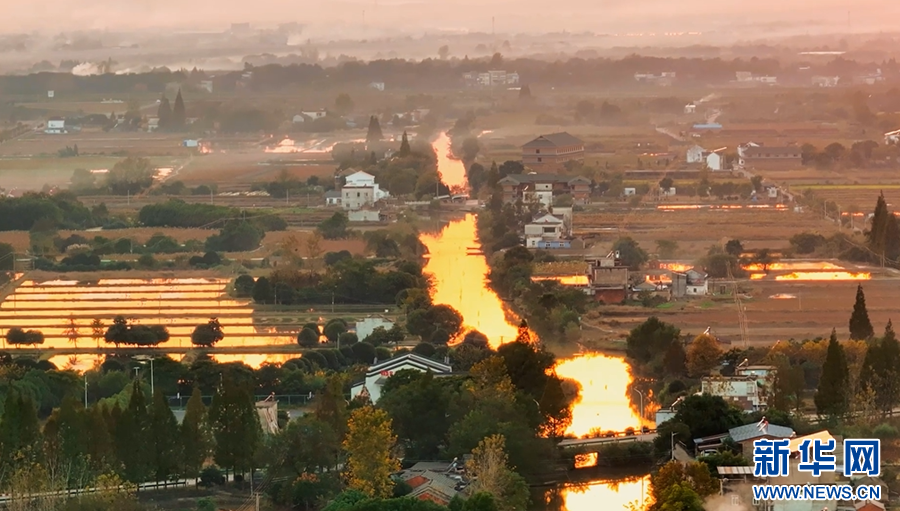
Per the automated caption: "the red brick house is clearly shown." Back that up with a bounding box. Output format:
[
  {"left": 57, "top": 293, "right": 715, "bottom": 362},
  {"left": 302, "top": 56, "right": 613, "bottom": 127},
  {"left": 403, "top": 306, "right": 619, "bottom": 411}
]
[{"left": 522, "top": 132, "right": 585, "bottom": 169}]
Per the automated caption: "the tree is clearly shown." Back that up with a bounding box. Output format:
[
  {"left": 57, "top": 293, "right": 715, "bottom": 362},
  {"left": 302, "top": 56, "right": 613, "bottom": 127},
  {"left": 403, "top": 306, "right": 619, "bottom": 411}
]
[
  {"left": 815, "top": 329, "right": 850, "bottom": 418},
  {"left": 181, "top": 387, "right": 210, "bottom": 478},
  {"left": 64, "top": 314, "right": 80, "bottom": 349},
  {"left": 849, "top": 284, "right": 874, "bottom": 340},
  {"left": 672, "top": 394, "right": 743, "bottom": 442},
  {"left": 148, "top": 389, "right": 181, "bottom": 481},
  {"left": 107, "top": 156, "right": 155, "bottom": 195},
  {"left": 0, "top": 389, "right": 42, "bottom": 473},
  {"left": 466, "top": 434, "right": 530, "bottom": 511},
  {"left": 343, "top": 406, "right": 399, "bottom": 498},
  {"left": 398, "top": 131, "right": 411, "bottom": 157},
  {"left": 438, "top": 45, "right": 450, "bottom": 60},
  {"left": 91, "top": 318, "right": 105, "bottom": 349},
  {"left": 724, "top": 239, "right": 743, "bottom": 257},
  {"left": 318, "top": 212, "right": 350, "bottom": 239},
  {"left": 867, "top": 192, "right": 900, "bottom": 262},
  {"left": 626, "top": 317, "right": 681, "bottom": 365},
  {"left": 366, "top": 116, "right": 383, "bottom": 144},
  {"left": 656, "top": 240, "right": 678, "bottom": 259},
  {"left": 252, "top": 276, "right": 273, "bottom": 304},
  {"left": 117, "top": 381, "right": 151, "bottom": 482},
  {"left": 208, "top": 376, "right": 261, "bottom": 474},
  {"left": 519, "top": 85, "right": 532, "bottom": 100},
  {"left": 612, "top": 237, "right": 648, "bottom": 270},
  {"left": 648, "top": 461, "right": 717, "bottom": 511},
  {"left": 298, "top": 327, "right": 320, "bottom": 347},
  {"left": 315, "top": 374, "right": 348, "bottom": 442},
  {"left": 192, "top": 318, "right": 224, "bottom": 347},
  {"left": 686, "top": 334, "right": 722, "bottom": 377},
  {"left": 323, "top": 320, "right": 348, "bottom": 343},
  {"left": 335, "top": 93, "right": 354, "bottom": 115},
  {"left": 234, "top": 275, "right": 255, "bottom": 297},
  {"left": 659, "top": 177, "right": 674, "bottom": 191},
  {"left": 172, "top": 89, "right": 186, "bottom": 128}
]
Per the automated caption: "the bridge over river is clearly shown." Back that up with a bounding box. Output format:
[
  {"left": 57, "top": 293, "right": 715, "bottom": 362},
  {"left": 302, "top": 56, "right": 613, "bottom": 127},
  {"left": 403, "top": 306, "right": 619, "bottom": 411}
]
[{"left": 558, "top": 430, "right": 658, "bottom": 449}]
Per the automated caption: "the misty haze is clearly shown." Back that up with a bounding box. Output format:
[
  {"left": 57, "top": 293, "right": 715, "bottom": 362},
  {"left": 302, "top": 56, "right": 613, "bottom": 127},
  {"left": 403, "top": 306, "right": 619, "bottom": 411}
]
[{"left": 0, "top": 2, "right": 898, "bottom": 511}]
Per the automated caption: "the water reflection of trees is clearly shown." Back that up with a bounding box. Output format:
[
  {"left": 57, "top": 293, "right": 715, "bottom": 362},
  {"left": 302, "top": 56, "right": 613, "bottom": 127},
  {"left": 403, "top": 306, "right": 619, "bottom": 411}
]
[{"left": 536, "top": 474, "right": 647, "bottom": 511}]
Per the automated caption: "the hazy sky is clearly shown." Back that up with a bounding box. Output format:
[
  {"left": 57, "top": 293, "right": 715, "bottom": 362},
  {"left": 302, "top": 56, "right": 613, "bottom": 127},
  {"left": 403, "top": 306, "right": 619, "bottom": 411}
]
[{"left": 3, "top": 0, "right": 899, "bottom": 36}]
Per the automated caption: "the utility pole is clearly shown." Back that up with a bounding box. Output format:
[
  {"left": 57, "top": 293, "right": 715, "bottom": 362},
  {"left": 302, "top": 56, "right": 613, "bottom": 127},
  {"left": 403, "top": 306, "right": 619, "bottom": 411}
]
[
  {"left": 331, "top": 292, "right": 335, "bottom": 313},
  {"left": 84, "top": 373, "right": 88, "bottom": 407}
]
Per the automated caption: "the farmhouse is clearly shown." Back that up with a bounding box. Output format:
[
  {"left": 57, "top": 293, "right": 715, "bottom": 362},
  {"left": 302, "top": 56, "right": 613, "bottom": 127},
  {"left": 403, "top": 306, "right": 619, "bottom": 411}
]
[
  {"left": 585, "top": 253, "right": 629, "bottom": 304},
  {"left": 685, "top": 268, "right": 708, "bottom": 295},
  {"left": 355, "top": 315, "right": 394, "bottom": 342},
  {"left": 521, "top": 132, "right": 585, "bottom": 169},
  {"left": 738, "top": 143, "right": 802, "bottom": 170},
  {"left": 324, "top": 190, "right": 342, "bottom": 206},
  {"left": 524, "top": 213, "right": 568, "bottom": 248},
  {"left": 349, "top": 353, "right": 452, "bottom": 404},
  {"left": 498, "top": 173, "right": 591, "bottom": 205}
]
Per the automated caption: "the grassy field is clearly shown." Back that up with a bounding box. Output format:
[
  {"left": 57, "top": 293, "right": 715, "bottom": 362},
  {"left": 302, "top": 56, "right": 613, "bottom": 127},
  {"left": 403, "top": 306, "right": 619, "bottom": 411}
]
[{"left": 0, "top": 155, "right": 186, "bottom": 190}]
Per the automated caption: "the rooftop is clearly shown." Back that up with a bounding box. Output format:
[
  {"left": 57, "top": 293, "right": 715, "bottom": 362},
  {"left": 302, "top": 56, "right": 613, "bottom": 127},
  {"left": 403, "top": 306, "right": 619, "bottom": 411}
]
[
  {"left": 717, "top": 466, "right": 754, "bottom": 476},
  {"left": 498, "top": 173, "right": 591, "bottom": 185},
  {"left": 363, "top": 353, "right": 452, "bottom": 379},
  {"left": 742, "top": 146, "right": 802, "bottom": 158},
  {"left": 729, "top": 423, "right": 794, "bottom": 443},
  {"left": 522, "top": 132, "right": 584, "bottom": 148}
]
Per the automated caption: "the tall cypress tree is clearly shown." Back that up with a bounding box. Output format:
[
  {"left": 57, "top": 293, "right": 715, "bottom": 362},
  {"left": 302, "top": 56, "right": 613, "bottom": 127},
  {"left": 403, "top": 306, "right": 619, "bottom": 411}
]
[
  {"left": 398, "top": 131, "right": 411, "bottom": 156},
  {"left": 879, "top": 320, "right": 900, "bottom": 414},
  {"left": 85, "top": 405, "right": 115, "bottom": 474},
  {"left": 366, "top": 116, "right": 383, "bottom": 144},
  {"left": 172, "top": 88, "right": 186, "bottom": 128},
  {"left": 209, "top": 377, "right": 261, "bottom": 475},
  {"left": 148, "top": 389, "right": 181, "bottom": 481},
  {"left": 815, "top": 329, "right": 850, "bottom": 418},
  {"left": 180, "top": 387, "right": 210, "bottom": 478},
  {"left": 849, "top": 284, "right": 874, "bottom": 340},
  {"left": 0, "top": 389, "right": 42, "bottom": 473},
  {"left": 868, "top": 192, "right": 890, "bottom": 257},
  {"left": 116, "top": 381, "right": 151, "bottom": 482}
]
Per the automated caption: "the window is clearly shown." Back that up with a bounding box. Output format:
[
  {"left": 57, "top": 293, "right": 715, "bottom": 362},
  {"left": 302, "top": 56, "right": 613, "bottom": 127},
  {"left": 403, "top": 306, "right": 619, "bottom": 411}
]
[
  {"left": 357, "top": 192, "right": 360, "bottom": 197},
  {"left": 536, "top": 149, "right": 541, "bottom": 154},
  {"left": 537, "top": 157, "right": 542, "bottom": 162}
]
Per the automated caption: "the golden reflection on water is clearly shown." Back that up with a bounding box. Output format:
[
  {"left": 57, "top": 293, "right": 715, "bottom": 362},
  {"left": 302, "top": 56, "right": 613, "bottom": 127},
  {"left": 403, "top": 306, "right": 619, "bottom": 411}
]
[
  {"left": 420, "top": 215, "right": 519, "bottom": 348},
  {"left": 554, "top": 354, "right": 648, "bottom": 437},
  {"left": 558, "top": 476, "right": 649, "bottom": 511},
  {"left": 433, "top": 132, "right": 467, "bottom": 189}
]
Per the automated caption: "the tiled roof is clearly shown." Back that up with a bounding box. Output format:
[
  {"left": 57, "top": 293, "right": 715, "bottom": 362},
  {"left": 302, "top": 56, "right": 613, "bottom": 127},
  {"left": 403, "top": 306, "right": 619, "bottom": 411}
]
[
  {"left": 522, "top": 132, "right": 583, "bottom": 148},
  {"left": 729, "top": 423, "right": 794, "bottom": 443}
]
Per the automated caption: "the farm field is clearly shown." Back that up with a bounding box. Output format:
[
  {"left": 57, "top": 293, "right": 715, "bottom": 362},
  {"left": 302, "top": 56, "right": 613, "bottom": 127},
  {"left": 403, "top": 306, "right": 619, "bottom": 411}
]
[
  {"left": 574, "top": 206, "right": 841, "bottom": 259},
  {"left": 584, "top": 269, "right": 900, "bottom": 346}
]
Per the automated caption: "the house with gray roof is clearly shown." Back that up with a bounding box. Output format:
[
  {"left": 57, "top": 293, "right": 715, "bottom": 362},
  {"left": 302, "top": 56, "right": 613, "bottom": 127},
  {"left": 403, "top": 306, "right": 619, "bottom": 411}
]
[
  {"left": 349, "top": 353, "right": 453, "bottom": 404},
  {"left": 521, "top": 132, "right": 585, "bottom": 169},
  {"left": 728, "top": 422, "right": 795, "bottom": 458},
  {"left": 498, "top": 173, "right": 591, "bottom": 205}
]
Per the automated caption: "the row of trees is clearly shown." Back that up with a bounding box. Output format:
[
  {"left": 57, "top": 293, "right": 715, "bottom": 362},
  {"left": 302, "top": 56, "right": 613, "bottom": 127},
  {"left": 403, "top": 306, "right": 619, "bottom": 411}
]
[{"left": 0, "top": 378, "right": 257, "bottom": 488}]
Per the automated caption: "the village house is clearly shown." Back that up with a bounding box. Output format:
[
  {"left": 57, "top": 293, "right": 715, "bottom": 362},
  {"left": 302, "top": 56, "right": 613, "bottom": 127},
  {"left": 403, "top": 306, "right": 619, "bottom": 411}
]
[
  {"left": 685, "top": 268, "right": 708, "bottom": 295},
  {"left": 340, "top": 170, "right": 389, "bottom": 211},
  {"left": 354, "top": 315, "right": 395, "bottom": 342},
  {"left": 584, "top": 253, "right": 629, "bottom": 303},
  {"left": 686, "top": 145, "right": 706, "bottom": 163},
  {"left": 369, "top": 81, "right": 385, "bottom": 91},
  {"left": 350, "top": 353, "right": 452, "bottom": 404},
  {"left": 701, "top": 375, "right": 762, "bottom": 412},
  {"left": 686, "top": 145, "right": 726, "bottom": 170},
  {"left": 728, "top": 422, "right": 795, "bottom": 459},
  {"left": 521, "top": 132, "right": 585, "bottom": 169},
  {"left": 684, "top": 103, "right": 696, "bottom": 114},
  {"left": 324, "top": 190, "right": 342, "bottom": 206},
  {"left": 812, "top": 75, "right": 840, "bottom": 87},
  {"left": 884, "top": 129, "right": 900, "bottom": 145},
  {"left": 738, "top": 143, "right": 802, "bottom": 170},
  {"left": 524, "top": 213, "right": 568, "bottom": 249},
  {"left": 397, "top": 462, "right": 467, "bottom": 507},
  {"left": 498, "top": 173, "right": 591, "bottom": 205}
]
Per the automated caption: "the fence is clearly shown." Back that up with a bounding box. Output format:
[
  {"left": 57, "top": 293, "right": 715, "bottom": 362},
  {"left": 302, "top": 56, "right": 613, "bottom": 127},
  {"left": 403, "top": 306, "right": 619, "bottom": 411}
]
[
  {"left": 0, "top": 479, "right": 190, "bottom": 506},
  {"left": 166, "top": 393, "right": 315, "bottom": 409}
]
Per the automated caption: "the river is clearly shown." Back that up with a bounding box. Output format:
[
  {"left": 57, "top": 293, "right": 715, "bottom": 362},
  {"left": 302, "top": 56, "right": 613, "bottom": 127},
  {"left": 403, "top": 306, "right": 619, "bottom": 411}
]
[{"left": 423, "top": 135, "right": 650, "bottom": 511}]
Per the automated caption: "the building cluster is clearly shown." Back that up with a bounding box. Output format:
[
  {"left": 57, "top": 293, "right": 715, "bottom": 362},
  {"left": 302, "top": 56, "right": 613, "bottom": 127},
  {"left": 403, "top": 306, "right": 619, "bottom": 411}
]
[
  {"left": 685, "top": 144, "right": 726, "bottom": 171},
  {"left": 462, "top": 70, "right": 520, "bottom": 88},
  {"left": 735, "top": 71, "right": 778, "bottom": 85}
]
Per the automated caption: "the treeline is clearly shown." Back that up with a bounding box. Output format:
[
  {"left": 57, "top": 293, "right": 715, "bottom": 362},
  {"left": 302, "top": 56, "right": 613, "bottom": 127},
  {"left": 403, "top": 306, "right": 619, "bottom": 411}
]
[
  {"left": 137, "top": 199, "right": 287, "bottom": 231},
  {"left": 0, "top": 192, "right": 104, "bottom": 231},
  {"left": 3, "top": 55, "right": 897, "bottom": 94}
]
